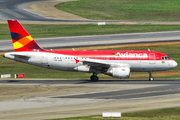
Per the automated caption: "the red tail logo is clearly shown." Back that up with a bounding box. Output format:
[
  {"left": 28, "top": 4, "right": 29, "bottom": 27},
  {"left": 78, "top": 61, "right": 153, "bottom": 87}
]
[{"left": 7, "top": 20, "right": 44, "bottom": 52}]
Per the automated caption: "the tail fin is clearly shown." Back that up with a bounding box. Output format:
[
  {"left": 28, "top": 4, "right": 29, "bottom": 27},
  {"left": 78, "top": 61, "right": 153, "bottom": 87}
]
[{"left": 7, "top": 20, "right": 44, "bottom": 52}]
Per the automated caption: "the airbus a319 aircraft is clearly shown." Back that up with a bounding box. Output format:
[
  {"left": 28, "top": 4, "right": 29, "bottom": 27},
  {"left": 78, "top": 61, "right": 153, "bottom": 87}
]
[{"left": 4, "top": 20, "right": 177, "bottom": 81}]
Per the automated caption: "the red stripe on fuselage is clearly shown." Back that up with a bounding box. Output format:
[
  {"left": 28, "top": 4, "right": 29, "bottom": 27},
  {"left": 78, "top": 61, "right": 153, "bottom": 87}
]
[{"left": 38, "top": 50, "right": 170, "bottom": 61}]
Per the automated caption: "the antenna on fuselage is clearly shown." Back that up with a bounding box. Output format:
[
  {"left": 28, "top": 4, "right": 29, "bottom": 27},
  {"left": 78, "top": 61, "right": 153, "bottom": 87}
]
[
  {"left": 148, "top": 48, "right": 150, "bottom": 51},
  {"left": 72, "top": 48, "right": 75, "bottom": 51}
]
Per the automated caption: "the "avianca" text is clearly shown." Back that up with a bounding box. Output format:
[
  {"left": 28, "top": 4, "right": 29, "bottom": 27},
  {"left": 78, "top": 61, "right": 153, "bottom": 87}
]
[{"left": 116, "top": 52, "right": 147, "bottom": 57}]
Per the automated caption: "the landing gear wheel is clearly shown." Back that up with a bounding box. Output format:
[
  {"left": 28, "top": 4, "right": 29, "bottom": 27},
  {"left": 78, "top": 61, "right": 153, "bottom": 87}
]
[
  {"left": 90, "top": 75, "right": 99, "bottom": 82},
  {"left": 149, "top": 77, "right": 154, "bottom": 81},
  {"left": 149, "top": 72, "right": 154, "bottom": 81}
]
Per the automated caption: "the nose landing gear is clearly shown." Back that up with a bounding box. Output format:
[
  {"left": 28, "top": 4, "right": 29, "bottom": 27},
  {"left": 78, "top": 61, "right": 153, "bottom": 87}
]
[{"left": 149, "top": 71, "right": 154, "bottom": 81}]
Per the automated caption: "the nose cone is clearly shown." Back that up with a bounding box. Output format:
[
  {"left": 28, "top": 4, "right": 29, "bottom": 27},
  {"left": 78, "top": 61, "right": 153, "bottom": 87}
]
[{"left": 172, "top": 60, "right": 178, "bottom": 68}]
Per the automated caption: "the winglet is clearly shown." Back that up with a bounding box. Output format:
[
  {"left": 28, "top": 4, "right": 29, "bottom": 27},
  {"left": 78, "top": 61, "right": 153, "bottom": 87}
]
[{"left": 7, "top": 20, "right": 44, "bottom": 52}]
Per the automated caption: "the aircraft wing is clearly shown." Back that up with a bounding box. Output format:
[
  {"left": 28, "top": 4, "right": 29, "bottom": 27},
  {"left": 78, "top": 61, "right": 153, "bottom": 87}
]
[
  {"left": 82, "top": 60, "right": 110, "bottom": 67},
  {"left": 76, "top": 59, "right": 130, "bottom": 72}
]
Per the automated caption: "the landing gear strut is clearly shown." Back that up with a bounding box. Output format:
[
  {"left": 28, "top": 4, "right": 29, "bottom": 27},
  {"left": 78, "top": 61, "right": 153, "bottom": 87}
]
[
  {"left": 90, "top": 73, "right": 99, "bottom": 82},
  {"left": 149, "top": 71, "right": 154, "bottom": 81}
]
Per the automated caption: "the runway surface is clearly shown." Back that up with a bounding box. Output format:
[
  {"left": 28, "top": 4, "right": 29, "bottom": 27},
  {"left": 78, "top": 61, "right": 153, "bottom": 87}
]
[
  {"left": 58, "top": 85, "right": 180, "bottom": 99},
  {"left": 1, "top": 79, "right": 180, "bottom": 99},
  {"left": 1, "top": 31, "right": 180, "bottom": 52},
  {"left": 1, "top": 79, "right": 180, "bottom": 84},
  {"left": 1, "top": 79, "right": 180, "bottom": 119}
]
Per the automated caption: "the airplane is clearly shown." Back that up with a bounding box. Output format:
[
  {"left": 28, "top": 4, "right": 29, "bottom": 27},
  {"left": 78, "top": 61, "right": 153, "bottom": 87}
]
[{"left": 4, "top": 20, "right": 177, "bottom": 81}]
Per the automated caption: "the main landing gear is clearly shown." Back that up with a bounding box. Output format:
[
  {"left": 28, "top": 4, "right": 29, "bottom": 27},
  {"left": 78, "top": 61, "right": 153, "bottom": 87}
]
[
  {"left": 90, "top": 73, "right": 99, "bottom": 82},
  {"left": 149, "top": 71, "right": 154, "bottom": 81}
]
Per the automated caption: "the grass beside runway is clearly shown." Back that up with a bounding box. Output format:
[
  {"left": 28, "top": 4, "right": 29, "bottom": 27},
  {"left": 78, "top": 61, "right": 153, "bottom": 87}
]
[
  {"left": 56, "top": 0, "right": 180, "bottom": 21},
  {"left": 53, "top": 107, "right": 180, "bottom": 120},
  {"left": 1, "top": 24, "right": 180, "bottom": 40},
  {"left": 0, "top": 42, "right": 179, "bottom": 79}
]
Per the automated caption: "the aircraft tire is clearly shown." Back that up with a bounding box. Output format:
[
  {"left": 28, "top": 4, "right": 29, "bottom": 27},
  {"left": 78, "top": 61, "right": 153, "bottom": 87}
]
[
  {"left": 149, "top": 77, "right": 154, "bottom": 81},
  {"left": 90, "top": 75, "right": 99, "bottom": 82}
]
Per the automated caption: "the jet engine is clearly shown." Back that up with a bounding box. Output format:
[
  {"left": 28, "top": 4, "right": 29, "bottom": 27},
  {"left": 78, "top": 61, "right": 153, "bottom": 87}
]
[{"left": 106, "top": 67, "right": 130, "bottom": 78}]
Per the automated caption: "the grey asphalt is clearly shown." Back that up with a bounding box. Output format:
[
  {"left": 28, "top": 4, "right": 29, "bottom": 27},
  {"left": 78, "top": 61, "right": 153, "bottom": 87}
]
[
  {"left": 1, "top": 79, "right": 180, "bottom": 84},
  {"left": 1, "top": 79, "right": 180, "bottom": 99},
  {"left": 0, "top": 0, "right": 102, "bottom": 22},
  {"left": 1, "top": 0, "right": 180, "bottom": 24},
  {"left": 57, "top": 85, "right": 180, "bottom": 99},
  {"left": 1, "top": 31, "right": 180, "bottom": 52},
  {"left": 0, "top": 0, "right": 46, "bottom": 21}
]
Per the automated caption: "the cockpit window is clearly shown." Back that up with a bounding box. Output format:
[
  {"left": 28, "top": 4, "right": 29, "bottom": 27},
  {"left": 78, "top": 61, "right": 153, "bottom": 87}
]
[{"left": 162, "top": 56, "right": 170, "bottom": 60}]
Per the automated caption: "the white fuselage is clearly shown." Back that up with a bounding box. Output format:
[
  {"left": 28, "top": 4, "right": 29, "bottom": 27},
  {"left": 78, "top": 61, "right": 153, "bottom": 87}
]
[{"left": 4, "top": 52, "right": 177, "bottom": 73}]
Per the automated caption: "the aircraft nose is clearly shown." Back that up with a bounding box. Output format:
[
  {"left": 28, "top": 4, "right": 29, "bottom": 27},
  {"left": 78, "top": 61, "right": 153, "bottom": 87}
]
[{"left": 173, "top": 60, "right": 178, "bottom": 68}]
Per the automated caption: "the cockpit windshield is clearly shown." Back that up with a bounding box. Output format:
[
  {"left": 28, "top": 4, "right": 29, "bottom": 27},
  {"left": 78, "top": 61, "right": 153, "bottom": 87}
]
[{"left": 162, "top": 56, "right": 170, "bottom": 60}]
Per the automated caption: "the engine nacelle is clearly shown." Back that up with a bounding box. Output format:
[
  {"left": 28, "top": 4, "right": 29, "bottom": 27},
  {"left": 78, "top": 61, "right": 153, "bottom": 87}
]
[
  {"left": 107, "top": 67, "right": 130, "bottom": 78},
  {"left": 74, "top": 65, "right": 90, "bottom": 72}
]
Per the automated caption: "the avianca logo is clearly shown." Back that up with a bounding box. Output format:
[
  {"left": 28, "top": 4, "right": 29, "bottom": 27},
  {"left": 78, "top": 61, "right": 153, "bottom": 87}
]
[{"left": 112, "top": 52, "right": 148, "bottom": 57}]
